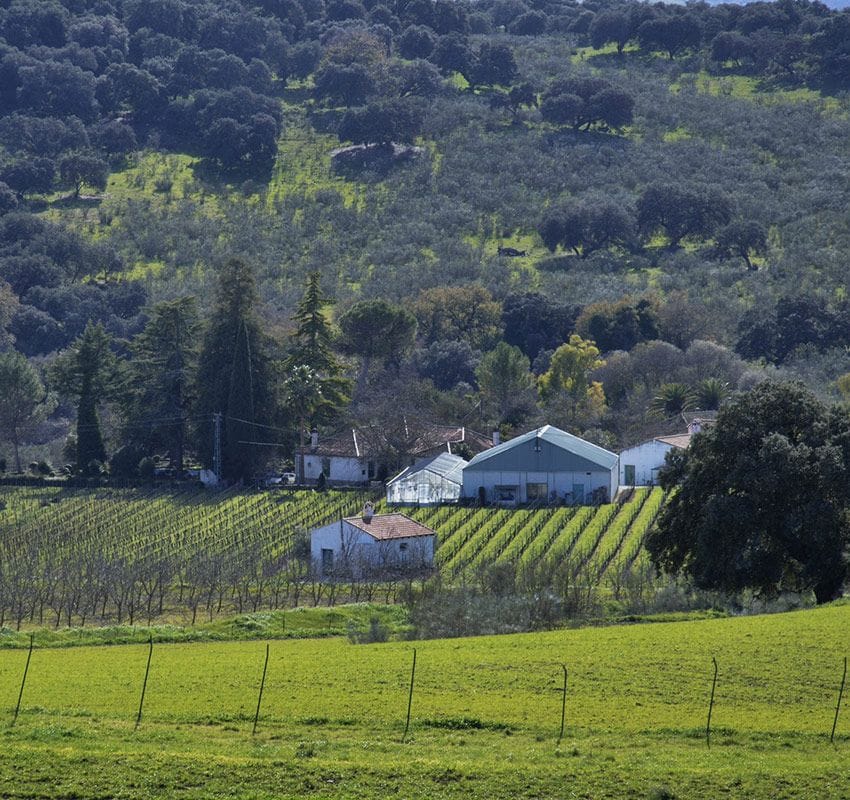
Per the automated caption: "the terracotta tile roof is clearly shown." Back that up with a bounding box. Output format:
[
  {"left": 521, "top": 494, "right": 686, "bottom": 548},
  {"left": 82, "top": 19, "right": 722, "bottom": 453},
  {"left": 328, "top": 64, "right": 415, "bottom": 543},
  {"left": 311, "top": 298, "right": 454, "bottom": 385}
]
[
  {"left": 655, "top": 433, "right": 692, "bottom": 449},
  {"left": 343, "top": 513, "right": 435, "bottom": 541}
]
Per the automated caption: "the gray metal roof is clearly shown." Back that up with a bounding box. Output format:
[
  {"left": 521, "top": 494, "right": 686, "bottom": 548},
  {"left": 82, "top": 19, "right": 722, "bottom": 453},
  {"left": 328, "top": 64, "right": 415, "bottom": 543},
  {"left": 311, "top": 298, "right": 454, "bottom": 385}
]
[
  {"left": 387, "top": 452, "right": 467, "bottom": 486},
  {"left": 464, "top": 425, "right": 618, "bottom": 472}
]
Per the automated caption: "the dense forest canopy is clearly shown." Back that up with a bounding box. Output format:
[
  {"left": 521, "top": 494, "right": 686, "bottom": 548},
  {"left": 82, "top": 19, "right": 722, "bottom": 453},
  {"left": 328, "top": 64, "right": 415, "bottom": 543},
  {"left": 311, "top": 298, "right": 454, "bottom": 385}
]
[{"left": 0, "top": 0, "right": 849, "bottom": 475}]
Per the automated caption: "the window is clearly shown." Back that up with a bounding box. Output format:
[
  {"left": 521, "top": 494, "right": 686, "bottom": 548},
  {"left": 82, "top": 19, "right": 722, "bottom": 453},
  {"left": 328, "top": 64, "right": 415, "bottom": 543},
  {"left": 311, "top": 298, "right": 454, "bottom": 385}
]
[
  {"left": 526, "top": 482, "right": 548, "bottom": 501},
  {"left": 495, "top": 485, "right": 518, "bottom": 505}
]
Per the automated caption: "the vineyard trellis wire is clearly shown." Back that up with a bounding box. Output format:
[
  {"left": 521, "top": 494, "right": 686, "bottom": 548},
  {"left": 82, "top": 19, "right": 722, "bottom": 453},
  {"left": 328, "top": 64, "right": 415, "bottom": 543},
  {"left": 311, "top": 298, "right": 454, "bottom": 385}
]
[{"left": 0, "top": 486, "right": 667, "bottom": 628}]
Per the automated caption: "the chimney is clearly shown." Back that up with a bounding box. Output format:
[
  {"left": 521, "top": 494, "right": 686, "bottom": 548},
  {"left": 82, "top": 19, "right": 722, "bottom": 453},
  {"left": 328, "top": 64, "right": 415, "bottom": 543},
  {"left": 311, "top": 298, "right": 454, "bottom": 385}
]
[
  {"left": 492, "top": 429, "right": 500, "bottom": 446},
  {"left": 362, "top": 501, "right": 374, "bottom": 522},
  {"left": 310, "top": 428, "right": 318, "bottom": 450},
  {"left": 688, "top": 419, "right": 702, "bottom": 434}
]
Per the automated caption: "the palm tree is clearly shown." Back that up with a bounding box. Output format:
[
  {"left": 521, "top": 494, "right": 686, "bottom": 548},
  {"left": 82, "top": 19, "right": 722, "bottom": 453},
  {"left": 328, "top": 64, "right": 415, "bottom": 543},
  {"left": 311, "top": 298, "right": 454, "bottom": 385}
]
[
  {"left": 694, "top": 378, "right": 729, "bottom": 411},
  {"left": 650, "top": 383, "right": 695, "bottom": 418}
]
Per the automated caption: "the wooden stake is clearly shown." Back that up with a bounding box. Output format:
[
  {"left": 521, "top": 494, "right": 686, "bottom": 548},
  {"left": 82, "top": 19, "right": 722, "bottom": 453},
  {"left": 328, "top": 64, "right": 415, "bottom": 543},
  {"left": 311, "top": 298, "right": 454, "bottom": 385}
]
[
  {"left": 135, "top": 636, "right": 153, "bottom": 729},
  {"left": 252, "top": 643, "right": 270, "bottom": 735},
  {"left": 706, "top": 656, "right": 718, "bottom": 747},
  {"left": 558, "top": 664, "right": 568, "bottom": 741},
  {"left": 12, "top": 634, "right": 34, "bottom": 726},
  {"left": 402, "top": 648, "right": 417, "bottom": 742},
  {"left": 831, "top": 656, "right": 847, "bottom": 744}
]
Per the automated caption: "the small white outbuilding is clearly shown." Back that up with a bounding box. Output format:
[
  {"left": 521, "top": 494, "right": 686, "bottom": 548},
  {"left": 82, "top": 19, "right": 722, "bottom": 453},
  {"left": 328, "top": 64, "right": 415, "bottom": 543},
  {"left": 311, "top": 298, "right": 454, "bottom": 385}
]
[
  {"left": 310, "top": 507, "right": 435, "bottom": 577},
  {"left": 618, "top": 434, "right": 690, "bottom": 486}
]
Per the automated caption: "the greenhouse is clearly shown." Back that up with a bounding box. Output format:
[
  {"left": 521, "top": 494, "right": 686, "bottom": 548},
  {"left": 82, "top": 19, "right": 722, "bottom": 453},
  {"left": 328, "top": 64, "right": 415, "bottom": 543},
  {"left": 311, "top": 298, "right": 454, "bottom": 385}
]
[{"left": 386, "top": 452, "right": 467, "bottom": 506}]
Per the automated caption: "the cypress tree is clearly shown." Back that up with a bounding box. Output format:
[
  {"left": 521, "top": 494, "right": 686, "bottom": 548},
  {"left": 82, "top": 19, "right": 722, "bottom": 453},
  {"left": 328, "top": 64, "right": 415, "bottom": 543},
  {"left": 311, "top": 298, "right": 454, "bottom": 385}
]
[{"left": 50, "top": 322, "right": 121, "bottom": 475}]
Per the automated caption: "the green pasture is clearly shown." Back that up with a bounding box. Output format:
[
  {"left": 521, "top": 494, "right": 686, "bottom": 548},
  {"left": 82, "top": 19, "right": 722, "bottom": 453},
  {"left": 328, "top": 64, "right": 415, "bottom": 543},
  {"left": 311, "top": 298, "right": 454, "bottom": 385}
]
[{"left": 1, "top": 604, "right": 849, "bottom": 797}]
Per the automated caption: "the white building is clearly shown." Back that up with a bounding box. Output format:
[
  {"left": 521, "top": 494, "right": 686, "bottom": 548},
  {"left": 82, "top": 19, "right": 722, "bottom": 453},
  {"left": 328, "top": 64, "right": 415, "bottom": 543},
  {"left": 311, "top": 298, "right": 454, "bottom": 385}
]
[
  {"left": 618, "top": 420, "right": 710, "bottom": 486},
  {"left": 618, "top": 434, "right": 690, "bottom": 486},
  {"left": 461, "top": 425, "right": 619, "bottom": 506},
  {"left": 310, "top": 508, "right": 436, "bottom": 577},
  {"left": 386, "top": 452, "right": 466, "bottom": 505},
  {"left": 296, "top": 424, "right": 491, "bottom": 486}
]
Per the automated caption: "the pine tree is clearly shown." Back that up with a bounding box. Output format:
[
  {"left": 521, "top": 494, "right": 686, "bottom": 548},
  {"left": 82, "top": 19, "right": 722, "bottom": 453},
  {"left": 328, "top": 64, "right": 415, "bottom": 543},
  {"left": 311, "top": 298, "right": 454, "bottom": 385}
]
[
  {"left": 284, "top": 271, "right": 350, "bottom": 423},
  {"left": 193, "top": 259, "right": 278, "bottom": 481},
  {"left": 124, "top": 297, "right": 199, "bottom": 472}
]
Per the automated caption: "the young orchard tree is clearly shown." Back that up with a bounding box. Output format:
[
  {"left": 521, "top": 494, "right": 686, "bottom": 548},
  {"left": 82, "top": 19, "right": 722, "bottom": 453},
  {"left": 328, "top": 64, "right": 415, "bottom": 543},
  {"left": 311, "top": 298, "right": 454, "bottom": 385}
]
[
  {"left": 0, "top": 351, "right": 55, "bottom": 472},
  {"left": 50, "top": 321, "right": 122, "bottom": 474}
]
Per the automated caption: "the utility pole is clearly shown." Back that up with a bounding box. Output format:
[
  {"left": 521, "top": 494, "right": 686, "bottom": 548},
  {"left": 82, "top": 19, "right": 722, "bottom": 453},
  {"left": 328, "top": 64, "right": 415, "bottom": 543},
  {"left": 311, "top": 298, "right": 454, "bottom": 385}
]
[{"left": 213, "top": 411, "right": 222, "bottom": 483}]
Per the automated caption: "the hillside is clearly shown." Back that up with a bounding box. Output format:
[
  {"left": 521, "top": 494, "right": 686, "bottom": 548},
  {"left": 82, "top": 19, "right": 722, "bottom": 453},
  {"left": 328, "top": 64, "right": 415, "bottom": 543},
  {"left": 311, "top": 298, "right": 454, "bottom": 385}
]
[
  {"left": 1, "top": 603, "right": 849, "bottom": 798},
  {"left": 2, "top": 0, "right": 850, "bottom": 476}
]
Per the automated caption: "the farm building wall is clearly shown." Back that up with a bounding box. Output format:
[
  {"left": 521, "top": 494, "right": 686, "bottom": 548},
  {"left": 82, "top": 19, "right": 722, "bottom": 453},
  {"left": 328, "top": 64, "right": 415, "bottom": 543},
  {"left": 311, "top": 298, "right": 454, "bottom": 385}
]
[
  {"left": 299, "top": 454, "right": 369, "bottom": 485},
  {"left": 310, "top": 521, "right": 434, "bottom": 576},
  {"left": 461, "top": 468, "right": 615, "bottom": 506},
  {"left": 618, "top": 440, "right": 676, "bottom": 486}
]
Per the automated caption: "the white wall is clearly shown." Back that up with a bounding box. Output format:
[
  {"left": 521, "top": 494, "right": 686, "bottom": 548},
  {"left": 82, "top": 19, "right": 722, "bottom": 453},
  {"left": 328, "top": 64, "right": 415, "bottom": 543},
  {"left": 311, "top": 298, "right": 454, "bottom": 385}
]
[
  {"left": 618, "top": 440, "right": 674, "bottom": 486},
  {"left": 310, "top": 520, "right": 434, "bottom": 576},
  {"left": 298, "top": 455, "right": 369, "bottom": 484},
  {"left": 461, "top": 468, "right": 617, "bottom": 505}
]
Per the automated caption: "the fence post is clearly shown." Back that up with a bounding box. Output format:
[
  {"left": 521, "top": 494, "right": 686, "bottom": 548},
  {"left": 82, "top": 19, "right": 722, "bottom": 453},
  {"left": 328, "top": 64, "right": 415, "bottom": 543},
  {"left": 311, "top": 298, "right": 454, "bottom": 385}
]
[
  {"left": 402, "top": 648, "right": 417, "bottom": 742},
  {"left": 12, "top": 634, "right": 34, "bottom": 726},
  {"left": 558, "top": 664, "right": 568, "bottom": 742},
  {"left": 252, "top": 643, "right": 270, "bottom": 736},
  {"left": 135, "top": 636, "right": 153, "bottom": 729},
  {"left": 831, "top": 656, "right": 847, "bottom": 744},
  {"left": 706, "top": 656, "right": 718, "bottom": 747}
]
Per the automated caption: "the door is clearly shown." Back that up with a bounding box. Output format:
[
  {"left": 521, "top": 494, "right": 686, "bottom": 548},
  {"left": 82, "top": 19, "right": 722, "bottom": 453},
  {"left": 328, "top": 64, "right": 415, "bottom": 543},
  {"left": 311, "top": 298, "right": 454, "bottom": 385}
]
[
  {"left": 571, "top": 483, "right": 585, "bottom": 505},
  {"left": 624, "top": 464, "right": 635, "bottom": 485},
  {"left": 321, "top": 548, "right": 334, "bottom": 575}
]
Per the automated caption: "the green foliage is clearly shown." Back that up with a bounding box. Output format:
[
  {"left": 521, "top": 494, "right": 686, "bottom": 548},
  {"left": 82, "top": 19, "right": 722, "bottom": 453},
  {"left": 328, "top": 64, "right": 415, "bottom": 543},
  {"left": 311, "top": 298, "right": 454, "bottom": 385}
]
[
  {"left": 0, "top": 350, "right": 54, "bottom": 472},
  {"left": 475, "top": 341, "right": 535, "bottom": 424},
  {"left": 193, "top": 259, "right": 278, "bottom": 480},
  {"left": 50, "top": 322, "right": 121, "bottom": 475},
  {"left": 338, "top": 298, "right": 417, "bottom": 394},
  {"left": 648, "top": 381, "right": 850, "bottom": 604},
  {"left": 285, "top": 271, "right": 349, "bottom": 425},
  {"left": 538, "top": 335, "right": 606, "bottom": 429},
  {"left": 124, "top": 297, "right": 199, "bottom": 472}
]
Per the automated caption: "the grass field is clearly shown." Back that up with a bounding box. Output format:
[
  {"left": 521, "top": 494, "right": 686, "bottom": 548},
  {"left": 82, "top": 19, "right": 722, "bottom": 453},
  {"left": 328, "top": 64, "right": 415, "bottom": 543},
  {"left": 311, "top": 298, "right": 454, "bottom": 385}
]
[{"left": 1, "top": 603, "right": 849, "bottom": 798}]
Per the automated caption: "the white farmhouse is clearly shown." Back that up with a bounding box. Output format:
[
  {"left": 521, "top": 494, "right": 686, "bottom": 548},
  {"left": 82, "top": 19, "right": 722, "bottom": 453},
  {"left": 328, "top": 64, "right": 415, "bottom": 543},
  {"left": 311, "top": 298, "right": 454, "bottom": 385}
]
[
  {"left": 619, "top": 419, "right": 710, "bottom": 486},
  {"left": 296, "top": 424, "right": 491, "bottom": 486},
  {"left": 386, "top": 452, "right": 466, "bottom": 505},
  {"left": 461, "top": 425, "right": 619, "bottom": 506},
  {"left": 618, "top": 434, "right": 690, "bottom": 486},
  {"left": 310, "top": 507, "right": 436, "bottom": 577}
]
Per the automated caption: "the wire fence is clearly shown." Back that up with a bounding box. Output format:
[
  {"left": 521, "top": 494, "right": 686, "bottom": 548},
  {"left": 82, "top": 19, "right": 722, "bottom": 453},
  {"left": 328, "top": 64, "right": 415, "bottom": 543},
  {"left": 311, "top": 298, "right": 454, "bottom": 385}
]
[{"left": 1, "top": 637, "right": 848, "bottom": 745}]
